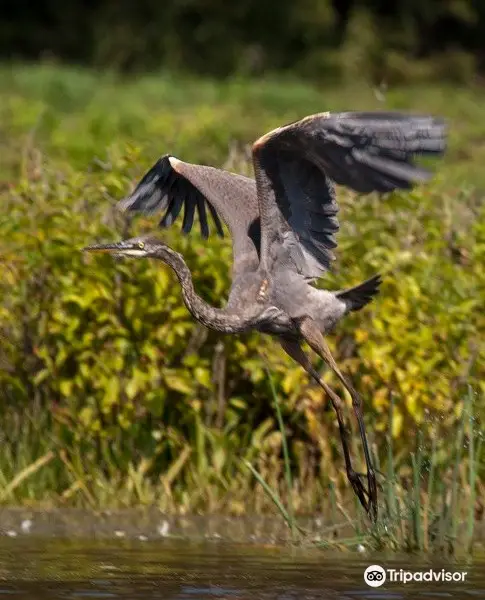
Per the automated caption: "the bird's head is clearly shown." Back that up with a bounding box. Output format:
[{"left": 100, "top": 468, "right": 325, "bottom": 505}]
[{"left": 83, "top": 235, "right": 169, "bottom": 258}]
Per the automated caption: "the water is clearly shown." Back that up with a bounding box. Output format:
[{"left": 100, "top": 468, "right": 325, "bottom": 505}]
[
  {"left": 1, "top": 537, "right": 484, "bottom": 600},
  {"left": 0, "top": 509, "right": 483, "bottom": 599}
]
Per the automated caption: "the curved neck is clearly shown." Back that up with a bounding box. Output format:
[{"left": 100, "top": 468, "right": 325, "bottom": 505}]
[{"left": 150, "top": 247, "right": 263, "bottom": 334}]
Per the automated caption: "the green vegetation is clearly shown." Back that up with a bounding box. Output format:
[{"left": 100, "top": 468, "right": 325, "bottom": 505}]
[{"left": 0, "top": 65, "right": 484, "bottom": 552}]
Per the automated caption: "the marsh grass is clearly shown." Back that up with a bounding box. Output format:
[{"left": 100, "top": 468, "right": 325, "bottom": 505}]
[
  {"left": 243, "top": 368, "right": 300, "bottom": 541},
  {"left": 246, "top": 381, "right": 483, "bottom": 555},
  {"left": 380, "top": 386, "right": 482, "bottom": 555}
]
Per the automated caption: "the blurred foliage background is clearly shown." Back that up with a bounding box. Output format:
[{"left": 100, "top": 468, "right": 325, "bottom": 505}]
[
  {"left": 0, "top": 0, "right": 484, "bottom": 518},
  {"left": 2, "top": 0, "right": 485, "bottom": 84}
]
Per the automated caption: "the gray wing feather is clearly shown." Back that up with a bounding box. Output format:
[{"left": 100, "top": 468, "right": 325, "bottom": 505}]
[
  {"left": 253, "top": 111, "right": 446, "bottom": 278},
  {"left": 117, "top": 155, "right": 260, "bottom": 276}
]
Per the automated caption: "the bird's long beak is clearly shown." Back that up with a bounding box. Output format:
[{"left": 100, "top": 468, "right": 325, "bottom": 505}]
[{"left": 82, "top": 242, "right": 125, "bottom": 254}]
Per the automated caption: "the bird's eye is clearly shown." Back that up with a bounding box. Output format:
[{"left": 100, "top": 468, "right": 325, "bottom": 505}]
[{"left": 138, "top": 241, "right": 145, "bottom": 249}]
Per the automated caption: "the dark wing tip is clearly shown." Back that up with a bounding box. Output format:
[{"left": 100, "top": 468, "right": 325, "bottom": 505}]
[
  {"left": 206, "top": 202, "right": 225, "bottom": 238},
  {"left": 319, "top": 111, "right": 447, "bottom": 193},
  {"left": 117, "top": 155, "right": 172, "bottom": 215}
]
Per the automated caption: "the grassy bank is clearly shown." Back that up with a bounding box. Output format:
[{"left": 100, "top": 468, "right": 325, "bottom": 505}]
[{"left": 0, "top": 64, "right": 484, "bottom": 551}]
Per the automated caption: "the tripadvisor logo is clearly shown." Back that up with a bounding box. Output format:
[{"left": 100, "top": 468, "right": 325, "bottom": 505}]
[
  {"left": 364, "top": 565, "right": 467, "bottom": 587},
  {"left": 364, "top": 565, "right": 386, "bottom": 587}
]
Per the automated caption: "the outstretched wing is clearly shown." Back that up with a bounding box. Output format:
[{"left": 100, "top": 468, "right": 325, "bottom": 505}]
[
  {"left": 117, "top": 155, "right": 261, "bottom": 276},
  {"left": 252, "top": 111, "right": 446, "bottom": 279}
]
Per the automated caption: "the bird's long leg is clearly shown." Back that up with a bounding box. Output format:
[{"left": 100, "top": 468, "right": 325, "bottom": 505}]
[
  {"left": 279, "top": 337, "right": 370, "bottom": 516},
  {"left": 296, "top": 318, "right": 378, "bottom": 523}
]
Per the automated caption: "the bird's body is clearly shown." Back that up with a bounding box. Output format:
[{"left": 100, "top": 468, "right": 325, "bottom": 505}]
[
  {"left": 85, "top": 110, "right": 447, "bottom": 522},
  {"left": 230, "top": 271, "right": 347, "bottom": 338}
]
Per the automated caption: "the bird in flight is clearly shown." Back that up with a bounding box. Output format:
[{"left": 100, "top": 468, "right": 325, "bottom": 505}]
[{"left": 85, "top": 111, "right": 446, "bottom": 522}]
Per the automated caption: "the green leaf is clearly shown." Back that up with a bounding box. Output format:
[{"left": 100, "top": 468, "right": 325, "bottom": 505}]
[
  {"left": 102, "top": 377, "right": 120, "bottom": 410},
  {"left": 164, "top": 371, "right": 193, "bottom": 395}
]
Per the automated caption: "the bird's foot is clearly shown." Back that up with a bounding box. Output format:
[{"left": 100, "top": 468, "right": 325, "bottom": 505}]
[
  {"left": 348, "top": 469, "right": 369, "bottom": 512},
  {"left": 347, "top": 468, "right": 378, "bottom": 523}
]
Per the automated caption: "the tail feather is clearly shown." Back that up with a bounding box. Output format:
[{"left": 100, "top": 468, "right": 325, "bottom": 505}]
[{"left": 336, "top": 274, "right": 382, "bottom": 312}]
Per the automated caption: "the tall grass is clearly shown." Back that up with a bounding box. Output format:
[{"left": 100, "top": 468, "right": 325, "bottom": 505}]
[
  {"left": 243, "top": 369, "right": 300, "bottom": 541},
  {"left": 246, "top": 379, "right": 483, "bottom": 555}
]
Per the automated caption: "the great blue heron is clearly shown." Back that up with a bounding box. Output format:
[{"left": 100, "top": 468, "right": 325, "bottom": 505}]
[{"left": 84, "top": 111, "right": 446, "bottom": 521}]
